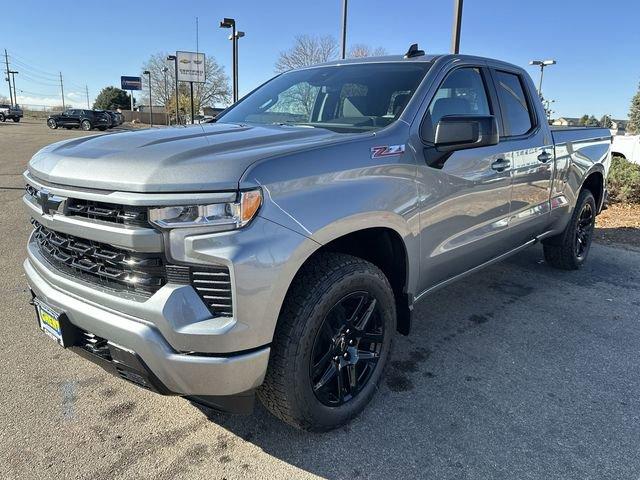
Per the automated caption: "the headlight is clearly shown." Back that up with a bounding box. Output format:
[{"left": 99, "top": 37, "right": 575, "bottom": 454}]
[{"left": 149, "top": 189, "right": 262, "bottom": 230}]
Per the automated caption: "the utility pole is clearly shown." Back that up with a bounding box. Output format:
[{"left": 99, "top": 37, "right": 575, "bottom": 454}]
[
  {"left": 9, "top": 71, "right": 18, "bottom": 106},
  {"left": 4, "top": 49, "right": 13, "bottom": 107},
  {"left": 85, "top": 85, "right": 90, "bottom": 108},
  {"left": 451, "top": 0, "right": 463, "bottom": 54},
  {"left": 341, "top": 0, "right": 348, "bottom": 59},
  {"left": 59, "top": 72, "right": 65, "bottom": 110}
]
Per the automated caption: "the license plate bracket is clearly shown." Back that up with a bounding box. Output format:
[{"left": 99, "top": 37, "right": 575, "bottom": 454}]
[{"left": 34, "top": 298, "right": 79, "bottom": 348}]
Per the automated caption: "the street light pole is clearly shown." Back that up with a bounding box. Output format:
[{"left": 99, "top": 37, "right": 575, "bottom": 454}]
[
  {"left": 529, "top": 59, "right": 556, "bottom": 95},
  {"left": 143, "top": 70, "right": 152, "bottom": 127},
  {"left": 220, "top": 18, "right": 238, "bottom": 103},
  {"left": 167, "top": 55, "right": 180, "bottom": 125},
  {"left": 451, "top": 0, "right": 463, "bottom": 54},
  {"left": 341, "top": 0, "right": 348, "bottom": 59},
  {"left": 162, "top": 66, "right": 169, "bottom": 125}
]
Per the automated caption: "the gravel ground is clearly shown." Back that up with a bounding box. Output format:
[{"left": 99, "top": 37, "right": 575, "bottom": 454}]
[{"left": 1, "top": 120, "right": 640, "bottom": 480}]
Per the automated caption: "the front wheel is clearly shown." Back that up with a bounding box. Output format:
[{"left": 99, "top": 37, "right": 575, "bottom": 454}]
[
  {"left": 12, "top": 117, "right": 20, "bottom": 123},
  {"left": 80, "top": 120, "right": 91, "bottom": 131},
  {"left": 47, "top": 118, "right": 57, "bottom": 129},
  {"left": 543, "top": 189, "right": 596, "bottom": 270},
  {"left": 258, "top": 253, "right": 395, "bottom": 431}
]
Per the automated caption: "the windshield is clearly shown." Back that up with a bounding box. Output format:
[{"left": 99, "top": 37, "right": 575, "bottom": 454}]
[{"left": 217, "top": 62, "right": 431, "bottom": 133}]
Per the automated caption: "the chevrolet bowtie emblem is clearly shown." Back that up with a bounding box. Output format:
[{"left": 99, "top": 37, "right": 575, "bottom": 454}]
[{"left": 38, "top": 189, "right": 63, "bottom": 216}]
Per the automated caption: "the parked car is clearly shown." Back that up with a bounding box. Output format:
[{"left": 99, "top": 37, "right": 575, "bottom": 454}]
[
  {"left": 612, "top": 135, "right": 640, "bottom": 164},
  {"left": 0, "top": 103, "right": 23, "bottom": 122},
  {"left": 109, "top": 110, "right": 124, "bottom": 126},
  {"left": 24, "top": 47, "right": 611, "bottom": 431},
  {"left": 46, "top": 109, "right": 110, "bottom": 131}
]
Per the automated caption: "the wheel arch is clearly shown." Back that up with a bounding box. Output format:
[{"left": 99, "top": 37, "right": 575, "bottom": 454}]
[
  {"left": 283, "top": 225, "right": 414, "bottom": 336},
  {"left": 581, "top": 169, "right": 605, "bottom": 213}
]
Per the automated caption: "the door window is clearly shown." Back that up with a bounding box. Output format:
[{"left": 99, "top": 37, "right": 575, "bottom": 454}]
[
  {"left": 423, "top": 67, "right": 491, "bottom": 143},
  {"left": 494, "top": 71, "right": 534, "bottom": 136}
]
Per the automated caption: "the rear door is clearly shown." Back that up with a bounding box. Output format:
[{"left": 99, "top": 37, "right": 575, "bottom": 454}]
[{"left": 489, "top": 67, "right": 554, "bottom": 244}]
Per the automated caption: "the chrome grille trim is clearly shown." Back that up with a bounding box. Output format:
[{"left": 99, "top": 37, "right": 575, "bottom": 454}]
[{"left": 32, "top": 220, "right": 166, "bottom": 295}]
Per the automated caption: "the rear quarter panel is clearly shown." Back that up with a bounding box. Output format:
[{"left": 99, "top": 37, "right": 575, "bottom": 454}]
[{"left": 549, "top": 127, "right": 611, "bottom": 231}]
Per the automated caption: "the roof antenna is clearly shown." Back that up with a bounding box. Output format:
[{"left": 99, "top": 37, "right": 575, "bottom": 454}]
[{"left": 404, "top": 43, "right": 425, "bottom": 59}]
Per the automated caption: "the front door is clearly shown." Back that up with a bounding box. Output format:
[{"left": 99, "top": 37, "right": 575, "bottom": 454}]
[{"left": 414, "top": 66, "right": 515, "bottom": 293}]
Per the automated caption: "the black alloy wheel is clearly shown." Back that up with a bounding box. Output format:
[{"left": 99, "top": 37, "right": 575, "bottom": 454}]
[
  {"left": 575, "top": 202, "right": 594, "bottom": 260},
  {"left": 310, "top": 291, "right": 384, "bottom": 406}
]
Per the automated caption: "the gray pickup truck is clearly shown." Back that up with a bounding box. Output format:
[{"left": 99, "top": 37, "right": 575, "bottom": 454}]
[{"left": 23, "top": 48, "right": 611, "bottom": 431}]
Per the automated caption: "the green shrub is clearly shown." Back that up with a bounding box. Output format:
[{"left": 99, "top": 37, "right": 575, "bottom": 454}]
[{"left": 608, "top": 156, "right": 640, "bottom": 203}]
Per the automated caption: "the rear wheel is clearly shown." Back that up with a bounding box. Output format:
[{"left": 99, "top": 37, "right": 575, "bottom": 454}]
[
  {"left": 47, "top": 118, "right": 57, "bottom": 129},
  {"left": 81, "top": 120, "right": 91, "bottom": 131},
  {"left": 543, "top": 189, "right": 596, "bottom": 270},
  {"left": 258, "top": 253, "right": 395, "bottom": 431},
  {"left": 0, "top": 113, "right": 5, "bottom": 122}
]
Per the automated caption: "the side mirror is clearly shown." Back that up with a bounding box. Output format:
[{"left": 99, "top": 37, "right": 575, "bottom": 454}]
[{"left": 434, "top": 115, "right": 499, "bottom": 152}]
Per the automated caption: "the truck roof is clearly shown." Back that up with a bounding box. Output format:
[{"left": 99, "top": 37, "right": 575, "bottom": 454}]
[{"left": 306, "top": 53, "right": 526, "bottom": 72}]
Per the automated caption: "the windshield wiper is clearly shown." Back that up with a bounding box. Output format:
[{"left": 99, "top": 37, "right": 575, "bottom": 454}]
[{"left": 271, "top": 121, "right": 316, "bottom": 129}]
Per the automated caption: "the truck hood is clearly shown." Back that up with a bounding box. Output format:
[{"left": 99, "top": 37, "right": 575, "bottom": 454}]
[{"left": 28, "top": 123, "right": 345, "bottom": 192}]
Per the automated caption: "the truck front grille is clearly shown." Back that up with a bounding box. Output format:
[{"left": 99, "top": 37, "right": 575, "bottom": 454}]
[
  {"left": 65, "top": 198, "right": 148, "bottom": 226},
  {"left": 166, "top": 265, "right": 233, "bottom": 317},
  {"left": 32, "top": 220, "right": 166, "bottom": 295},
  {"left": 25, "top": 185, "right": 148, "bottom": 226}
]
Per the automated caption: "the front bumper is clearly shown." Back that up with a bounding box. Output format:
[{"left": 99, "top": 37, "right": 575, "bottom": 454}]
[{"left": 24, "top": 256, "right": 270, "bottom": 400}]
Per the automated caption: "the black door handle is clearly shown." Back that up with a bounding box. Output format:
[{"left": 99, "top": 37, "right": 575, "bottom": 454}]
[
  {"left": 538, "top": 151, "right": 552, "bottom": 163},
  {"left": 491, "top": 158, "right": 511, "bottom": 172}
]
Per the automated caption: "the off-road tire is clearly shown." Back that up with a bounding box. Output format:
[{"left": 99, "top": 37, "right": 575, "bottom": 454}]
[
  {"left": 543, "top": 189, "right": 596, "bottom": 270},
  {"left": 258, "top": 252, "right": 396, "bottom": 432},
  {"left": 12, "top": 117, "right": 19, "bottom": 122},
  {"left": 0, "top": 113, "right": 5, "bottom": 122}
]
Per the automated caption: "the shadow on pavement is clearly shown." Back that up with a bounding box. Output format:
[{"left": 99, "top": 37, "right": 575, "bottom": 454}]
[{"left": 186, "top": 244, "right": 640, "bottom": 479}]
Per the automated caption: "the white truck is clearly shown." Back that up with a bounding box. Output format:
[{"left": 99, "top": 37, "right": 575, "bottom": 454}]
[
  {"left": 0, "top": 103, "right": 23, "bottom": 122},
  {"left": 612, "top": 135, "right": 640, "bottom": 164}
]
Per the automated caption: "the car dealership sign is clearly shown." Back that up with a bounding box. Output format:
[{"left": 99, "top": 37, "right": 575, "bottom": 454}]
[
  {"left": 176, "top": 51, "right": 206, "bottom": 83},
  {"left": 120, "top": 76, "right": 142, "bottom": 90}
]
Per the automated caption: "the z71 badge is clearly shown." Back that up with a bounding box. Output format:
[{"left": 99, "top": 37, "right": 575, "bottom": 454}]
[{"left": 370, "top": 144, "right": 406, "bottom": 158}]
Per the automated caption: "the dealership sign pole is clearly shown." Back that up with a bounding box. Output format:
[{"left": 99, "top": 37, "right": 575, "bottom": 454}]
[
  {"left": 176, "top": 51, "right": 206, "bottom": 124},
  {"left": 121, "top": 75, "right": 142, "bottom": 113}
]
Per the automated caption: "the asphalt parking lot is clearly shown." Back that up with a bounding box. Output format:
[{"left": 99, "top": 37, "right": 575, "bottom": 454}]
[{"left": 1, "top": 119, "right": 640, "bottom": 480}]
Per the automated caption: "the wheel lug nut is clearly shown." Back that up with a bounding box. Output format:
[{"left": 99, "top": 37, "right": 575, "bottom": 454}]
[
  {"left": 349, "top": 339, "right": 355, "bottom": 345},
  {"left": 334, "top": 356, "right": 339, "bottom": 361},
  {"left": 343, "top": 352, "right": 349, "bottom": 358}
]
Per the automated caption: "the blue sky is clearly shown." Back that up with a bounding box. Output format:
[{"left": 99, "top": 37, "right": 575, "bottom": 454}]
[{"left": 3, "top": 0, "right": 639, "bottom": 119}]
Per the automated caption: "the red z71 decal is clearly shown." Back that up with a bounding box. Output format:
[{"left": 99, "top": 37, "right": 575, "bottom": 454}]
[{"left": 370, "top": 144, "right": 406, "bottom": 158}]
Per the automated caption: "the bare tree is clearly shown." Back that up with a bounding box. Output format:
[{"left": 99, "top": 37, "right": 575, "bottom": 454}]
[
  {"left": 141, "top": 52, "right": 231, "bottom": 118},
  {"left": 275, "top": 35, "right": 338, "bottom": 73},
  {"left": 348, "top": 44, "right": 387, "bottom": 58}
]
